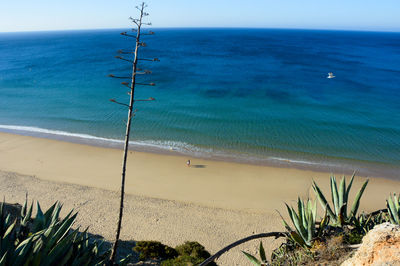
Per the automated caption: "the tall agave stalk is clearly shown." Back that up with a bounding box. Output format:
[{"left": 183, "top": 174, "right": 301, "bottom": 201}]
[
  {"left": 387, "top": 193, "right": 400, "bottom": 224},
  {"left": 312, "top": 174, "right": 369, "bottom": 227},
  {"left": 109, "top": 2, "right": 157, "bottom": 262}
]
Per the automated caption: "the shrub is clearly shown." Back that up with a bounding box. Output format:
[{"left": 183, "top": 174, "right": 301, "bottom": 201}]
[
  {"left": 133, "top": 241, "right": 178, "bottom": 261},
  {"left": 175, "top": 241, "right": 212, "bottom": 259},
  {"left": 167, "top": 241, "right": 217, "bottom": 266},
  {"left": 162, "top": 254, "right": 206, "bottom": 266},
  {"left": 133, "top": 241, "right": 217, "bottom": 266}
]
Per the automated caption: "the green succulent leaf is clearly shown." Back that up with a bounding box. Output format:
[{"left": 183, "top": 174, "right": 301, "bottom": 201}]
[
  {"left": 338, "top": 176, "right": 346, "bottom": 215},
  {"left": 32, "top": 202, "right": 45, "bottom": 232},
  {"left": 290, "top": 207, "right": 307, "bottom": 241},
  {"left": 387, "top": 194, "right": 400, "bottom": 224},
  {"left": 318, "top": 208, "right": 329, "bottom": 237},
  {"left": 290, "top": 231, "right": 307, "bottom": 248},
  {"left": 277, "top": 210, "right": 292, "bottom": 232},
  {"left": 349, "top": 179, "right": 369, "bottom": 219},
  {"left": 3, "top": 219, "right": 17, "bottom": 240},
  {"left": 338, "top": 204, "right": 346, "bottom": 226},
  {"left": 259, "top": 241, "right": 266, "bottom": 262},
  {"left": 312, "top": 180, "right": 336, "bottom": 223},
  {"left": 242, "top": 251, "right": 261, "bottom": 266},
  {"left": 331, "top": 176, "right": 340, "bottom": 216},
  {"left": 0, "top": 252, "right": 7, "bottom": 266},
  {"left": 345, "top": 173, "right": 355, "bottom": 204},
  {"left": 394, "top": 194, "right": 400, "bottom": 211}
]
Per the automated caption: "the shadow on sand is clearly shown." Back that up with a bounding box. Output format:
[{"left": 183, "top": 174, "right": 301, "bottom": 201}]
[{"left": 191, "top": 165, "right": 206, "bottom": 168}]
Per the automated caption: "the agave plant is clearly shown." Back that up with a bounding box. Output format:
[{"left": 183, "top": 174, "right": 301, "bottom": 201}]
[
  {"left": 242, "top": 241, "right": 268, "bottom": 266},
  {"left": 387, "top": 193, "right": 400, "bottom": 225},
  {"left": 312, "top": 174, "right": 369, "bottom": 227},
  {"left": 0, "top": 199, "right": 129, "bottom": 265},
  {"left": 278, "top": 198, "right": 324, "bottom": 248},
  {"left": 354, "top": 210, "right": 389, "bottom": 234}
]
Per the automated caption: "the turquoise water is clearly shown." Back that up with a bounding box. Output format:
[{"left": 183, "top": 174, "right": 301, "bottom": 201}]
[{"left": 0, "top": 29, "right": 399, "bottom": 177}]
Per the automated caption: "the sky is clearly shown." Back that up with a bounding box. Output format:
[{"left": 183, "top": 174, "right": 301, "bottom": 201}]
[{"left": 1, "top": 0, "right": 400, "bottom": 32}]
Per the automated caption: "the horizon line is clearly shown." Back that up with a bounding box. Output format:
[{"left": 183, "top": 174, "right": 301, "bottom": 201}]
[{"left": 1, "top": 26, "right": 400, "bottom": 34}]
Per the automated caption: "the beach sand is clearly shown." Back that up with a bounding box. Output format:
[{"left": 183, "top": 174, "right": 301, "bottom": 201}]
[{"left": 1, "top": 132, "right": 399, "bottom": 265}]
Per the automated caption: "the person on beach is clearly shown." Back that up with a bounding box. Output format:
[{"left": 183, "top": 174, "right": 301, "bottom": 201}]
[{"left": 186, "top": 159, "right": 191, "bottom": 167}]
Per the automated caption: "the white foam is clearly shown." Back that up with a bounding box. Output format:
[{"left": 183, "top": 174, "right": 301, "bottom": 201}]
[
  {"left": 0, "top": 124, "right": 206, "bottom": 155},
  {"left": 0, "top": 124, "right": 332, "bottom": 168},
  {"left": 269, "top": 156, "right": 320, "bottom": 165},
  {"left": 0, "top": 124, "right": 123, "bottom": 143}
]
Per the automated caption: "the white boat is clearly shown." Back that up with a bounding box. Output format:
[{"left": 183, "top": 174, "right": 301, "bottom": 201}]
[{"left": 327, "top": 72, "right": 335, "bottom": 79}]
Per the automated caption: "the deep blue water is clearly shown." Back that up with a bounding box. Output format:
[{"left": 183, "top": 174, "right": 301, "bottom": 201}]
[{"left": 0, "top": 28, "right": 400, "bottom": 174}]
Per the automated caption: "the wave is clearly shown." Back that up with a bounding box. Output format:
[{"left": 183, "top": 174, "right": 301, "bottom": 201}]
[
  {"left": 0, "top": 124, "right": 301, "bottom": 161},
  {"left": 0, "top": 124, "right": 337, "bottom": 165},
  {"left": 1, "top": 123, "right": 397, "bottom": 179},
  {"left": 269, "top": 156, "right": 323, "bottom": 166},
  {"left": 0, "top": 124, "right": 123, "bottom": 143},
  {"left": 0, "top": 124, "right": 372, "bottom": 176},
  {"left": 0, "top": 124, "right": 210, "bottom": 156}
]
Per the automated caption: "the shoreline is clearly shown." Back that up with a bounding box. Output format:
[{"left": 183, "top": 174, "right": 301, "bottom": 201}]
[
  {"left": 1, "top": 131, "right": 399, "bottom": 213},
  {"left": 0, "top": 125, "right": 399, "bottom": 180}
]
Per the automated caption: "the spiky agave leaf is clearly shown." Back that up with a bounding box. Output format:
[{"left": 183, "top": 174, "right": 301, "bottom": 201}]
[
  {"left": 298, "top": 198, "right": 306, "bottom": 229},
  {"left": 278, "top": 209, "right": 307, "bottom": 247},
  {"left": 349, "top": 179, "right": 369, "bottom": 219},
  {"left": 338, "top": 176, "right": 346, "bottom": 215},
  {"left": 0, "top": 252, "right": 8, "bottom": 266},
  {"left": 282, "top": 199, "right": 318, "bottom": 248},
  {"left": 0, "top": 219, "right": 17, "bottom": 264},
  {"left": 338, "top": 204, "right": 346, "bottom": 226},
  {"left": 259, "top": 241, "right": 266, "bottom": 262},
  {"left": 331, "top": 175, "right": 340, "bottom": 217},
  {"left": 395, "top": 194, "right": 400, "bottom": 210},
  {"left": 317, "top": 208, "right": 329, "bottom": 237},
  {"left": 21, "top": 196, "right": 27, "bottom": 218},
  {"left": 277, "top": 210, "right": 293, "bottom": 232},
  {"left": 307, "top": 211, "right": 313, "bottom": 246},
  {"left": 289, "top": 231, "right": 307, "bottom": 248},
  {"left": 312, "top": 180, "right": 337, "bottom": 223},
  {"left": 21, "top": 201, "right": 33, "bottom": 227},
  {"left": 289, "top": 205, "right": 308, "bottom": 242},
  {"left": 387, "top": 193, "right": 400, "bottom": 224},
  {"left": 345, "top": 173, "right": 356, "bottom": 204},
  {"left": 242, "top": 251, "right": 262, "bottom": 266},
  {"left": 2, "top": 219, "right": 17, "bottom": 240},
  {"left": 12, "top": 237, "right": 35, "bottom": 265},
  {"left": 32, "top": 202, "right": 45, "bottom": 232}
]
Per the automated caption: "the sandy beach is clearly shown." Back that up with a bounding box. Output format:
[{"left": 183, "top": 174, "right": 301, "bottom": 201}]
[{"left": 1, "top": 132, "right": 400, "bottom": 265}]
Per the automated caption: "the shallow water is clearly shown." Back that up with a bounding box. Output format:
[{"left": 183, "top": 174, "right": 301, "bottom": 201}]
[{"left": 0, "top": 28, "right": 399, "bottom": 176}]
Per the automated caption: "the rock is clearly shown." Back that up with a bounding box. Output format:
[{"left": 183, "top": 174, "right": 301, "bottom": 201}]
[{"left": 342, "top": 222, "right": 400, "bottom": 266}]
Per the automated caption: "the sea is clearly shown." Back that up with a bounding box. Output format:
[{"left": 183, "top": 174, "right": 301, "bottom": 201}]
[{"left": 0, "top": 28, "right": 400, "bottom": 178}]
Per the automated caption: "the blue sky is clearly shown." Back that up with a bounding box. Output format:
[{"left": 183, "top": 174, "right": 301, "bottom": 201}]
[{"left": 1, "top": 0, "right": 399, "bottom": 32}]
